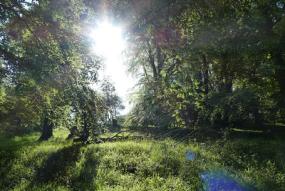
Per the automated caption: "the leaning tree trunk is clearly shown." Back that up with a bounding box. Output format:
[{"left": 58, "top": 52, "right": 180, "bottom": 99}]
[{"left": 39, "top": 116, "right": 53, "bottom": 141}]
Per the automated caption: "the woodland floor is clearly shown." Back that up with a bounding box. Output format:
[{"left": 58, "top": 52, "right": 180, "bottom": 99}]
[{"left": 0, "top": 128, "right": 285, "bottom": 191}]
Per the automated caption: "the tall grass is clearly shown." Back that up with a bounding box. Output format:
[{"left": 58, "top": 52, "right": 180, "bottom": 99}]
[{"left": 0, "top": 130, "right": 284, "bottom": 190}]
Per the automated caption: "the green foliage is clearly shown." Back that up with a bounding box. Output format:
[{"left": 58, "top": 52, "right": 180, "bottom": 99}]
[
  {"left": 126, "top": 84, "right": 174, "bottom": 129},
  {"left": 100, "top": 79, "right": 124, "bottom": 128},
  {"left": 1, "top": 1, "right": 285, "bottom": 190},
  {"left": 125, "top": 0, "right": 285, "bottom": 130},
  {"left": 204, "top": 89, "right": 262, "bottom": 128},
  {"left": 0, "top": 0, "right": 115, "bottom": 140}
]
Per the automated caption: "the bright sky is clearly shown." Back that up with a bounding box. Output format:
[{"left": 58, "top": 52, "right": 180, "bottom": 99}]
[{"left": 90, "top": 20, "right": 136, "bottom": 115}]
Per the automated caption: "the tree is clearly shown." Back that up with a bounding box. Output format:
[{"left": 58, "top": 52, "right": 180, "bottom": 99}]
[
  {"left": 124, "top": 0, "right": 285, "bottom": 130},
  {"left": 101, "top": 79, "right": 124, "bottom": 129},
  {"left": 0, "top": 0, "right": 102, "bottom": 140}
]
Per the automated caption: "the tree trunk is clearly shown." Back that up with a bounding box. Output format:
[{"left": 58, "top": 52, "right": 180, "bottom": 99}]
[
  {"left": 149, "top": 52, "right": 158, "bottom": 80},
  {"left": 67, "top": 126, "right": 78, "bottom": 140},
  {"left": 220, "top": 53, "right": 233, "bottom": 93},
  {"left": 156, "top": 46, "right": 164, "bottom": 75},
  {"left": 201, "top": 54, "right": 209, "bottom": 95},
  {"left": 39, "top": 116, "right": 53, "bottom": 141},
  {"left": 81, "top": 112, "right": 89, "bottom": 143},
  {"left": 224, "top": 77, "right": 233, "bottom": 93},
  {"left": 112, "top": 118, "right": 119, "bottom": 129},
  {"left": 273, "top": 50, "right": 285, "bottom": 107}
]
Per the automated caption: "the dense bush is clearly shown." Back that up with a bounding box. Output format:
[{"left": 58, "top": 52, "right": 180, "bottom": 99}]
[{"left": 205, "top": 89, "right": 262, "bottom": 129}]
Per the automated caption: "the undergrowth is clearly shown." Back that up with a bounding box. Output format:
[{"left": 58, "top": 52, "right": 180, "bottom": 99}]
[{"left": 0, "top": 129, "right": 284, "bottom": 190}]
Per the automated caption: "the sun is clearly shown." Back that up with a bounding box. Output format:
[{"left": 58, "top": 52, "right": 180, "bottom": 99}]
[
  {"left": 91, "top": 20, "right": 125, "bottom": 59},
  {"left": 89, "top": 20, "right": 135, "bottom": 115}
]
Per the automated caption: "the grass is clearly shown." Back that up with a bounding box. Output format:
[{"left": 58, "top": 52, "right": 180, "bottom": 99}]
[{"left": 0, "top": 129, "right": 285, "bottom": 190}]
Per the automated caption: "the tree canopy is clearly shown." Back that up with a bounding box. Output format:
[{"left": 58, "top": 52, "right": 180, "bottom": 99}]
[{"left": 1, "top": 0, "right": 285, "bottom": 140}]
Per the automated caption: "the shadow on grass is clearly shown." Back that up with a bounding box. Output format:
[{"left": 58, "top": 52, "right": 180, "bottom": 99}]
[
  {"left": 0, "top": 149, "right": 21, "bottom": 190},
  {"left": 71, "top": 148, "right": 100, "bottom": 191},
  {"left": 0, "top": 135, "right": 37, "bottom": 190},
  {"left": 26, "top": 143, "right": 82, "bottom": 189},
  {"left": 134, "top": 123, "right": 285, "bottom": 143},
  {"left": 26, "top": 144, "right": 100, "bottom": 191},
  {"left": 134, "top": 127, "right": 221, "bottom": 142}
]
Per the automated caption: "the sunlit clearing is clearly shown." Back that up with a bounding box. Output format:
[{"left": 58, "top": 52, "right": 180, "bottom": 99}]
[{"left": 90, "top": 20, "right": 135, "bottom": 115}]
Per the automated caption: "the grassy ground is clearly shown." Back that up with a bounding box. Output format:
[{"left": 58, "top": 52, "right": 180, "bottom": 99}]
[{"left": 0, "top": 129, "right": 285, "bottom": 191}]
